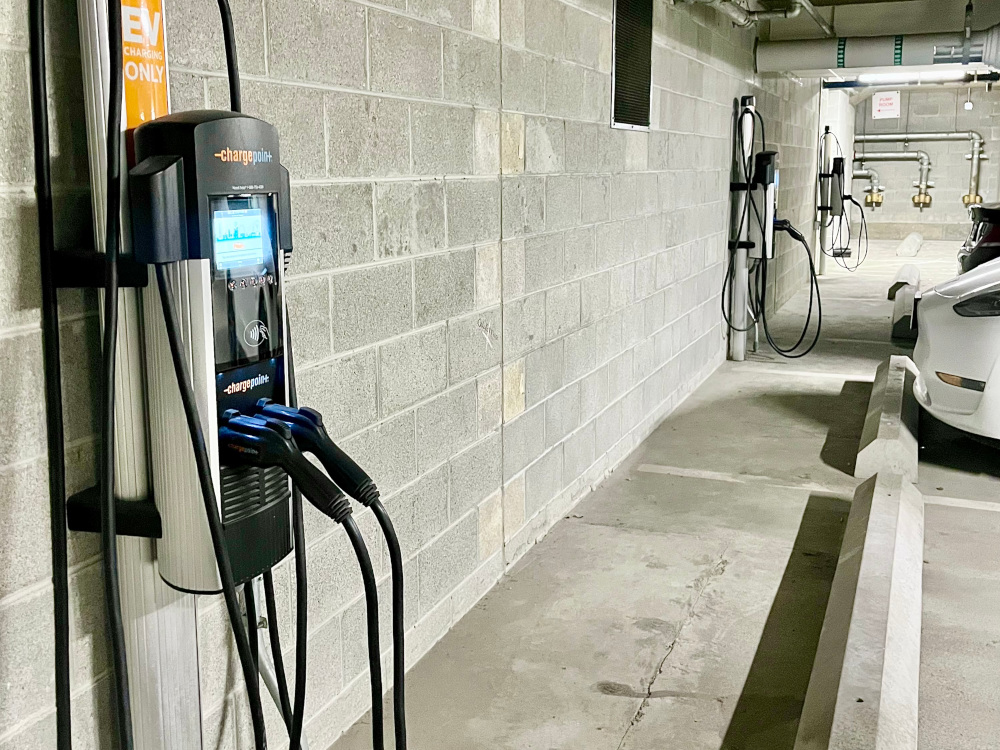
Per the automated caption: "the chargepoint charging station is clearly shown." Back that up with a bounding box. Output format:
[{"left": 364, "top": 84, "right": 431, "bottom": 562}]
[{"left": 29, "top": 1, "right": 407, "bottom": 749}]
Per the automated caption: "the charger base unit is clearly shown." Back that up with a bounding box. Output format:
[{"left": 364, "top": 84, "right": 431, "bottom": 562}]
[{"left": 131, "top": 110, "right": 293, "bottom": 594}]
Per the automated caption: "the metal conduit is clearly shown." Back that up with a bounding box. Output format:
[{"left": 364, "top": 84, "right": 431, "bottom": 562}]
[
  {"left": 677, "top": 0, "right": 833, "bottom": 37},
  {"left": 855, "top": 150, "right": 933, "bottom": 210},
  {"left": 856, "top": 132, "right": 986, "bottom": 205}
]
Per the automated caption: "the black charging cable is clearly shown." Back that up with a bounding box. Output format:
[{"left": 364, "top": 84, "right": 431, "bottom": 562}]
[
  {"left": 256, "top": 399, "right": 407, "bottom": 750},
  {"left": 155, "top": 266, "right": 268, "bottom": 749},
  {"left": 263, "top": 572, "right": 294, "bottom": 727},
  {"left": 219, "top": 412, "right": 387, "bottom": 750},
  {"left": 96, "top": 0, "right": 135, "bottom": 745},
  {"left": 27, "top": 0, "right": 72, "bottom": 745}
]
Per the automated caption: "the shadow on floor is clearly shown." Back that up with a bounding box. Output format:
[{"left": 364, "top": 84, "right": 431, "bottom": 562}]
[
  {"left": 919, "top": 410, "right": 1000, "bottom": 478},
  {"left": 720, "top": 494, "right": 849, "bottom": 750},
  {"left": 754, "top": 381, "right": 872, "bottom": 476}
]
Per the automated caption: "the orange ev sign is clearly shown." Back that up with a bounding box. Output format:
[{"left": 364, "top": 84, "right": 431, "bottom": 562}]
[{"left": 121, "top": 0, "right": 168, "bottom": 128}]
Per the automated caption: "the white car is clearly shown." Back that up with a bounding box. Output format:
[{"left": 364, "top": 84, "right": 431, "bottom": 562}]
[{"left": 913, "top": 259, "right": 1000, "bottom": 439}]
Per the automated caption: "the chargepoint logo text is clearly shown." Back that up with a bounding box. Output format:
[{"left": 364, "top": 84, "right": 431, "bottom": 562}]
[
  {"left": 213, "top": 147, "right": 274, "bottom": 166},
  {"left": 223, "top": 373, "right": 270, "bottom": 396}
]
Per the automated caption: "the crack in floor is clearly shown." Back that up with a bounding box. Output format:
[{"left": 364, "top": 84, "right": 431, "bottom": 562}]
[{"left": 616, "top": 547, "right": 731, "bottom": 750}]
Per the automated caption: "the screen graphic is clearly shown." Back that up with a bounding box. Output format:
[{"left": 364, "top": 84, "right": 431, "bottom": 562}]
[{"left": 213, "top": 208, "right": 265, "bottom": 270}]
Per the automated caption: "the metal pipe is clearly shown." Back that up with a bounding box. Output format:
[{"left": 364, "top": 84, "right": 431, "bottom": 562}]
[
  {"left": 757, "top": 24, "right": 1000, "bottom": 76},
  {"left": 853, "top": 168, "right": 884, "bottom": 208},
  {"left": 795, "top": 0, "right": 835, "bottom": 38},
  {"left": 856, "top": 132, "right": 986, "bottom": 206},
  {"left": 855, "top": 150, "right": 933, "bottom": 210},
  {"left": 679, "top": 0, "right": 802, "bottom": 28}
]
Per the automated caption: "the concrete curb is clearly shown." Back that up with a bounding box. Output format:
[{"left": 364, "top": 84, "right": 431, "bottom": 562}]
[
  {"left": 854, "top": 356, "right": 919, "bottom": 484},
  {"left": 794, "top": 473, "right": 923, "bottom": 750},
  {"left": 887, "top": 265, "right": 920, "bottom": 301},
  {"left": 891, "top": 286, "right": 918, "bottom": 342},
  {"left": 895, "top": 233, "right": 923, "bottom": 258}
]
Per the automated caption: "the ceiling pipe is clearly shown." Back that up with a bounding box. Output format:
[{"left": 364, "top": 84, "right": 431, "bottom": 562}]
[
  {"left": 852, "top": 167, "right": 884, "bottom": 209},
  {"left": 796, "top": 0, "right": 834, "bottom": 39},
  {"left": 855, "top": 131, "right": 987, "bottom": 205},
  {"left": 676, "top": 0, "right": 807, "bottom": 30},
  {"left": 757, "top": 24, "right": 1000, "bottom": 76},
  {"left": 855, "top": 150, "right": 933, "bottom": 211}
]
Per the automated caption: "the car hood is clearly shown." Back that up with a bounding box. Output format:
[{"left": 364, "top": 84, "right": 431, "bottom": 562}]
[{"left": 932, "top": 257, "right": 1000, "bottom": 301}]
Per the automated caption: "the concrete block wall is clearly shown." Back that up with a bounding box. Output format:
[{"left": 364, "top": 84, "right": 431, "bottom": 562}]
[
  {"left": 0, "top": 0, "right": 817, "bottom": 747},
  {"left": 856, "top": 88, "right": 1000, "bottom": 240}
]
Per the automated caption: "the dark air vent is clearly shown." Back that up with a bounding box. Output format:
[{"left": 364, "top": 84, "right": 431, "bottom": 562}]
[{"left": 612, "top": 0, "right": 653, "bottom": 129}]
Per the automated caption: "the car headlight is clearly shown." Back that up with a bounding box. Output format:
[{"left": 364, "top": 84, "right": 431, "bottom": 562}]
[{"left": 954, "top": 290, "right": 1000, "bottom": 317}]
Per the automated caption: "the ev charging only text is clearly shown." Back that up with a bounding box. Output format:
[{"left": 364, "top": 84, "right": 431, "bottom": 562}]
[{"left": 122, "top": 5, "right": 165, "bottom": 84}]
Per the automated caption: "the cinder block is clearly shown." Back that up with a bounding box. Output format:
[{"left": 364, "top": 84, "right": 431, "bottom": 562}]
[
  {"left": 611, "top": 173, "right": 638, "bottom": 220},
  {"left": 595, "top": 400, "right": 622, "bottom": 455},
  {"left": 296, "top": 349, "right": 378, "bottom": 440},
  {"left": 449, "top": 307, "right": 502, "bottom": 383},
  {"left": 582, "top": 270, "right": 612, "bottom": 326},
  {"left": 583, "top": 67, "right": 611, "bottom": 124},
  {"left": 410, "top": 0, "right": 472, "bottom": 28},
  {"left": 546, "top": 281, "right": 582, "bottom": 340},
  {"left": 286, "top": 276, "right": 331, "bottom": 365},
  {"left": 0, "top": 332, "right": 46, "bottom": 465},
  {"left": 444, "top": 31, "right": 500, "bottom": 107},
  {"left": 503, "top": 403, "right": 545, "bottom": 479},
  {"left": 624, "top": 131, "right": 649, "bottom": 172},
  {"left": 564, "top": 6, "right": 610, "bottom": 71},
  {"left": 475, "top": 110, "right": 501, "bottom": 175},
  {"left": 502, "top": 239, "right": 526, "bottom": 298},
  {"left": 525, "top": 339, "right": 566, "bottom": 407},
  {"left": 581, "top": 176, "right": 611, "bottom": 223},
  {"left": 503, "top": 291, "right": 547, "bottom": 360},
  {"left": 450, "top": 433, "right": 503, "bottom": 518},
  {"left": 500, "top": 0, "right": 525, "bottom": 47},
  {"left": 305, "top": 614, "right": 344, "bottom": 711},
  {"left": 502, "top": 176, "right": 546, "bottom": 237},
  {"left": 545, "top": 382, "right": 582, "bottom": 447},
  {"left": 415, "top": 382, "right": 478, "bottom": 471},
  {"left": 0, "top": 194, "right": 40, "bottom": 331},
  {"left": 288, "top": 183, "right": 374, "bottom": 274},
  {"left": 325, "top": 94, "right": 410, "bottom": 179},
  {"left": 341, "top": 411, "right": 417, "bottom": 496},
  {"left": 381, "top": 467, "right": 449, "bottom": 559},
  {"left": 168, "top": 71, "right": 207, "bottom": 112},
  {"left": 564, "top": 325, "right": 597, "bottom": 382},
  {"left": 525, "top": 117, "right": 565, "bottom": 174},
  {"left": 545, "top": 60, "right": 585, "bottom": 120},
  {"left": 503, "top": 475, "right": 526, "bottom": 540},
  {"left": 500, "top": 113, "right": 526, "bottom": 175},
  {"left": 501, "top": 49, "right": 546, "bottom": 114},
  {"left": 0, "top": 591, "right": 55, "bottom": 728},
  {"left": 565, "top": 226, "right": 596, "bottom": 279},
  {"left": 167, "top": 0, "right": 265, "bottom": 74},
  {"left": 418, "top": 513, "right": 480, "bottom": 611},
  {"left": 329, "top": 262, "right": 413, "bottom": 351},
  {"left": 525, "top": 445, "right": 564, "bottom": 518},
  {"left": 476, "top": 243, "right": 502, "bottom": 308},
  {"left": 412, "top": 103, "right": 476, "bottom": 176},
  {"left": 415, "top": 249, "right": 476, "bottom": 327},
  {"left": 0, "top": 460, "right": 49, "bottom": 600},
  {"left": 524, "top": 0, "right": 564, "bottom": 58},
  {"left": 564, "top": 420, "right": 597, "bottom": 480},
  {"left": 447, "top": 179, "right": 501, "bottom": 247},
  {"left": 477, "top": 368, "right": 503, "bottom": 437},
  {"left": 473, "top": 0, "right": 501, "bottom": 38},
  {"left": 210, "top": 80, "right": 325, "bottom": 178},
  {"left": 375, "top": 181, "right": 446, "bottom": 257},
  {"left": 524, "top": 232, "right": 565, "bottom": 293},
  {"left": 503, "top": 358, "right": 526, "bottom": 421},
  {"left": 478, "top": 490, "right": 504, "bottom": 560},
  {"left": 266, "top": 0, "right": 365, "bottom": 87},
  {"left": 369, "top": 10, "right": 442, "bottom": 98},
  {"left": 596, "top": 221, "right": 626, "bottom": 269},
  {"left": 581, "top": 365, "right": 609, "bottom": 421},
  {"left": 379, "top": 325, "right": 448, "bottom": 414}
]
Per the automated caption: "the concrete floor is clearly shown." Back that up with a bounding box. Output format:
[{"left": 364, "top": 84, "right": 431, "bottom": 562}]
[{"left": 331, "top": 239, "right": 981, "bottom": 750}]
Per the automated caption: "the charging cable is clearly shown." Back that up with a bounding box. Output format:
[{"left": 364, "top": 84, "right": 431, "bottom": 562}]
[{"left": 256, "top": 399, "right": 408, "bottom": 750}]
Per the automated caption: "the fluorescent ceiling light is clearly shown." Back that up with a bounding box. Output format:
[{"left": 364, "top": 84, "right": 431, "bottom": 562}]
[{"left": 857, "top": 69, "right": 970, "bottom": 85}]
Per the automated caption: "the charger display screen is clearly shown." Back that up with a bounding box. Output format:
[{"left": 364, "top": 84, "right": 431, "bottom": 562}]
[{"left": 213, "top": 208, "right": 266, "bottom": 270}]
